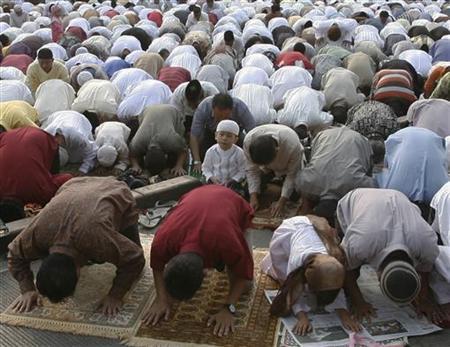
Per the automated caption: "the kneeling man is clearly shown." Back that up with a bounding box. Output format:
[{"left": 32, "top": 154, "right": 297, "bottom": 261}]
[
  {"left": 8, "top": 177, "right": 145, "bottom": 316},
  {"left": 143, "top": 185, "right": 254, "bottom": 336}
]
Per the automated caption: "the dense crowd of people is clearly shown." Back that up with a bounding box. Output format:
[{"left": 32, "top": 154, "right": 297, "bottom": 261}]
[{"left": 0, "top": 0, "right": 449, "bottom": 339}]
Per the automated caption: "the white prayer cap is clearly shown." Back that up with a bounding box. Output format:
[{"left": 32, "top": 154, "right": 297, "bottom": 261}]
[
  {"left": 97, "top": 144, "right": 118, "bottom": 167},
  {"left": 216, "top": 120, "right": 239, "bottom": 136},
  {"left": 59, "top": 146, "right": 69, "bottom": 167},
  {"left": 77, "top": 70, "right": 94, "bottom": 87}
]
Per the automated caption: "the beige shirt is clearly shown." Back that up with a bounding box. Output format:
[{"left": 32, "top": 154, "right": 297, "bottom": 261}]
[
  {"left": 25, "top": 60, "right": 69, "bottom": 93},
  {"left": 244, "top": 124, "right": 303, "bottom": 198}
]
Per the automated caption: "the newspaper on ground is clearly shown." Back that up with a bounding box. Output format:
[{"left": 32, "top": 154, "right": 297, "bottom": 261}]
[{"left": 266, "top": 266, "right": 441, "bottom": 347}]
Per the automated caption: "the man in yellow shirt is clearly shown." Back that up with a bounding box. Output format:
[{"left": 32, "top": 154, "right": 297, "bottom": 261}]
[
  {"left": 25, "top": 48, "right": 69, "bottom": 94},
  {"left": 0, "top": 100, "right": 39, "bottom": 132}
]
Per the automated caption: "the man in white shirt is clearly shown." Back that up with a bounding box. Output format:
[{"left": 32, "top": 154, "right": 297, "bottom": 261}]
[
  {"left": 44, "top": 111, "right": 98, "bottom": 174},
  {"left": 170, "top": 80, "right": 219, "bottom": 121},
  {"left": 95, "top": 121, "right": 131, "bottom": 173},
  {"left": 186, "top": 5, "right": 208, "bottom": 29},
  {"left": 71, "top": 80, "right": 121, "bottom": 122}
]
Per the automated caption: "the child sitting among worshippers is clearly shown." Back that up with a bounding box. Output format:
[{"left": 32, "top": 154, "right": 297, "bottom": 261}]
[
  {"left": 202, "top": 120, "right": 247, "bottom": 196},
  {"left": 262, "top": 215, "right": 360, "bottom": 335}
]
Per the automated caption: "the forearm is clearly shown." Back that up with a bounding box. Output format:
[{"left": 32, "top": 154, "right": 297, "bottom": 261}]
[
  {"left": 130, "top": 155, "right": 141, "bottom": 169},
  {"left": 109, "top": 255, "right": 145, "bottom": 299},
  {"left": 246, "top": 167, "right": 261, "bottom": 194},
  {"left": 153, "top": 269, "right": 169, "bottom": 302},
  {"left": 8, "top": 258, "right": 36, "bottom": 294},
  {"left": 226, "top": 276, "right": 249, "bottom": 305},
  {"left": 175, "top": 149, "right": 187, "bottom": 168},
  {"left": 417, "top": 272, "right": 432, "bottom": 301},
  {"left": 189, "top": 134, "right": 201, "bottom": 162},
  {"left": 344, "top": 269, "right": 366, "bottom": 304}
]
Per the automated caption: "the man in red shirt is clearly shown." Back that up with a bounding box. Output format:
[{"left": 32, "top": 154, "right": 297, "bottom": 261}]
[
  {"left": 142, "top": 185, "right": 254, "bottom": 336},
  {"left": 276, "top": 42, "right": 314, "bottom": 70},
  {"left": 0, "top": 127, "right": 72, "bottom": 221}
]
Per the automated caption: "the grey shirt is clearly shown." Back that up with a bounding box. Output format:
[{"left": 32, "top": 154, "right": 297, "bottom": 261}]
[
  {"left": 191, "top": 96, "right": 256, "bottom": 138},
  {"left": 296, "top": 126, "right": 375, "bottom": 200},
  {"left": 129, "top": 105, "right": 186, "bottom": 157},
  {"left": 338, "top": 188, "right": 439, "bottom": 272}
]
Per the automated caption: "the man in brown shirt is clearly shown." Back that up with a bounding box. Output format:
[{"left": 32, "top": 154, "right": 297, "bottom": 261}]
[{"left": 7, "top": 177, "right": 145, "bottom": 316}]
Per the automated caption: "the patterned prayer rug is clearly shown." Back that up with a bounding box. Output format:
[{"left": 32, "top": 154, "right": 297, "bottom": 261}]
[
  {"left": 128, "top": 249, "right": 280, "bottom": 347},
  {"left": 0, "top": 235, "right": 154, "bottom": 339}
]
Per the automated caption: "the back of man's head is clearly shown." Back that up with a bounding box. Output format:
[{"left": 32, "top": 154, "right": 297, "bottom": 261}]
[
  {"left": 293, "top": 42, "right": 306, "bottom": 54},
  {"left": 164, "top": 253, "right": 204, "bottom": 300},
  {"left": 368, "top": 134, "right": 385, "bottom": 164},
  {"left": 0, "top": 34, "right": 9, "bottom": 46},
  {"left": 271, "top": 4, "right": 280, "bottom": 13},
  {"left": 37, "top": 48, "right": 53, "bottom": 60},
  {"left": 330, "top": 105, "right": 348, "bottom": 124},
  {"left": 249, "top": 135, "right": 277, "bottom": 165},
  {"left": 185, "top": 80, "right": 202, "bottom": 101},
  {"left": 224, "top": 30, "right": 234, "bottom": 45},
  {"left": 145, "top": 146, "right": 167, "bottom": 176},
  {"left": 0, "top": 198, "right": 25, "bottom": 223},
  {"left": 36, "top": 253, "right": 78, "bottom": 303},
  {"left": 327, "top": 24, "right": 342, "bottom": 42},
  {"left": 212, "top": 93, "right": 233, "bottom": 110}
]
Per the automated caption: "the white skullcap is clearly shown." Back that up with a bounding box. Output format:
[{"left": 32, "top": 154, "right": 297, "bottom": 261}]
[
  {"left": 77, "top": 70, "right": 94, "bottom": 87},
  {"left": 97, "top": 144, "right": 118, "bottom": 167},
  {"left": 75, "top": 46, "right": 89, "bottom": 55},
  {"left": 59, "top": 146, "right": 69, "bottom": 167},
  {"left": 216, "top": 120, "right": 239, "bottom": 136}
]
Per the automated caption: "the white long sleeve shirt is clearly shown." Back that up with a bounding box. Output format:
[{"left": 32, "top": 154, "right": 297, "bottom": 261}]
[
  {"left": 94, "top": 121, "right": 131, "bottom": 172},
  {"left": 44, "top": 111, "right": 97, "bottom": 174},
  {"left": 202, "top": 144, "right": 246, "bottom": 184},
  {"left": 170, "top": 81, "right": 219, "bottom": 118}
]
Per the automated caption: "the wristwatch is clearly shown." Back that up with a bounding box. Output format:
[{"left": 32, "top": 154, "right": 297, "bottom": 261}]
[
  {"left": 224, "top": 303, "right": 236, "bottom": 315},
  {"left": 193, "top": 160, "right": 202, "bottom": 165}
]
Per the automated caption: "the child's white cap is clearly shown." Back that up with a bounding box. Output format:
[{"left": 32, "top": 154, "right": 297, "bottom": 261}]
[{"left": 216, "top": 120, "right": 239, "bottom": 136}]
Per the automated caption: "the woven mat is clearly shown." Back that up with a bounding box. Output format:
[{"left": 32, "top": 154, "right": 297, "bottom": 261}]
[
  {"left": 0, "top": 235, "right": 154, "bottom": 340},
  {"left": 128, "top": 249, "right": 280, "bottom": 347}
]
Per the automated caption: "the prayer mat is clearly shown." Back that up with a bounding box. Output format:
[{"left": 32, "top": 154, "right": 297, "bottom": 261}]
[
  {"left": 252, "top": 183, "right": 300, "bottom": 231},
  {"left": 0, "top": 235, "right": 154, "bottom": 340},
  {"left": 252, "top": 200, "right": 300, "bottom": 231},
  {"left": 128, "top": 249, "right": 280, "bottom": 347}
]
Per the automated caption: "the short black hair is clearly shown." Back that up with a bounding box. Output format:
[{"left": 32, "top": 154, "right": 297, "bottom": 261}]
[
  {"left": 36, "top": 253, "right": 78, "bottom": 303},
  {"left": 185, "top": 80, "right": 202, "bottom": 101},
  {"left": 0, "top": 198, "right": 25, "bottom": 223},
  {"left": 224, "top": 30, "right": 234, "bottom": 44},
  {"left": 293, "top": 42, "right": 306, "bottom": 54},
  {"left": 37, "top": 48, "right": 53, "bottom": 60},
  {"left": 0, "top": 34, "right": 9, "bottom": 46},
  {"left": 249, "top": 135, "right": 277, "bottom": 165},
  {"left": 212, "top": 93, "right": 233, "bottom": 110},
  {"left": 271, "top": 4, "right": 280, "bottom": 12},
  {"left": 313, "top": 199, "right": 338, "bottom": 227},
  {"left": 144, "top": 146, "right": 167, "bottom": 176},
  {"left": 294, "top": 124, "right": 308, "bottom": 139},
  {"left": 380, "top": 11, "right": 389, "bottom": 18},
  {"left": 330, "top": 105, "right": 348, "bottom": 124},
  {"left": 368, "top": 136, "right": 385, "bottom": 165},
  {"left": 158, "top": 49, "right": 169, "bottom": 60},
  {"left": 164, "top": 253, "right": 204, "bottom": 300}
]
